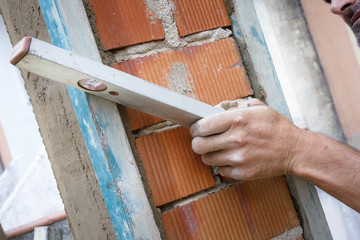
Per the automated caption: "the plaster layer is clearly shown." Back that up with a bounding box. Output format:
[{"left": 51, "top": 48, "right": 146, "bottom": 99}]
[{"left": 0, "top": 1, "right": 116, "bottom": 239}]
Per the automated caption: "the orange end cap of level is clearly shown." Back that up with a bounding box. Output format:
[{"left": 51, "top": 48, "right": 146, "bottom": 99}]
[{"left": 10, "top": 36, "right": 32, "bottom": 65}]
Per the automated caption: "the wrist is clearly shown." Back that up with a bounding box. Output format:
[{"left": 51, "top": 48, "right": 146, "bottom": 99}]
[{"left": 286, "top": 128, "right": 313, "bottom": 176}]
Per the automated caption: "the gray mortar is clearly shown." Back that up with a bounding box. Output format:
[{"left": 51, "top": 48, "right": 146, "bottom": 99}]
[
  {"left": 166, "top": 62, "right": 195, "bottom": 97},
  {"left": 269, "top": 226, "right": 303, "bottom": 240},
  {"left": 145, "top": 0, "right": 186, "bottom": 49},
  {"left": 160, "top": 180, "right": 239, "bottom": 213},
  {"left": 114, "top": 40, "right": 170, "bottom": 63},
  {"left": 210, "top": 166, "right": 222, "bottom": 185},
  {"left": 223, "top": 0, "right": 235, "bottom": 15},
  {"left": 134, "top": 121, "right": 180, "bottom": 139},
  {"left": 114, "top": 28, "right": 232, "bottom": 63},
  {"left": 184, "top": 28, "right": 232, "bottom": 47}
]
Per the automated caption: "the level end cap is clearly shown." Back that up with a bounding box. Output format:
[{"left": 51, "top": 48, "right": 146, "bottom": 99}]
[{"left": 10, "top": 37, "right": 32, "bottom": 65}]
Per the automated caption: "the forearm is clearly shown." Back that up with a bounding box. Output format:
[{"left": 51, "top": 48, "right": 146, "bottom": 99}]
[{"left": 291, "top": 131, "right": 360, "bottom": 212}]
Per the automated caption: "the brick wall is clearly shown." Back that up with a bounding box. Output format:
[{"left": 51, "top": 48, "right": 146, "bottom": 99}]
[{"left": 88, "top": 0, "right": 303, "bottom": 238}]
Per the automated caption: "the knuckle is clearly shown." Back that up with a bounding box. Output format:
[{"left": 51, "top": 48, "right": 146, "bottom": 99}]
[
  {"left": 228, "top": 153, "right": 244, "bottom": 165},
  {"left": 233, "top": 116, "right": 243, "bottom": 126},
  {"left": 230, "top": 111, "right": 245, "bottom": 127},
  {"left": 228, "top": 134, "right": 243, "bottom": 146},
  {"left": 239, "top": 134, "right": 248, "bottom": 145},
  {"left": 233, "top": 111, "right": 243, "bottom": 122}
]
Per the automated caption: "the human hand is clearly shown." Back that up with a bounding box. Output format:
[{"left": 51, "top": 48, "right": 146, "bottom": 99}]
[{"left": 190, "top": 98, "right": 307, "bottom": 180}]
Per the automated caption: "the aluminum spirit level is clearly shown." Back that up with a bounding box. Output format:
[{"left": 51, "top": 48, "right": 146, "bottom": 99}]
[{"left": 10, "top": 37, "right": 222, "bottom": 127}]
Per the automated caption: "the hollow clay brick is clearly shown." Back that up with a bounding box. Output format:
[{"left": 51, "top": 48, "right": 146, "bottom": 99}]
[
  {"left": 89, "top": 0, "right": 165, "bottom": 50},
  {"left": 162, "top": 177, "right": 300, "bottom": 239},
  {"left": 172, "top": 0, "right": 231, "bottom": 36},
  {"left": 135, "top": 127, "right": 215, "bottom": 206},
  {"left": 114, "top": 37, "right": 252, "bottom": 130}
]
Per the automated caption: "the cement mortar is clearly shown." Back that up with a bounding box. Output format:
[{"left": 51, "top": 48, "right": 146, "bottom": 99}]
[
  {"left": 160, "top": 181, "right": 238, "bottom": 213},
  {"left": 145, "top": 0, "right": 186, "bottom": 49},
  {"left": 219, "top": 97, "right": 255, "bottom": 110},
  {"left": 114, "top": 28, "right": 231, "bottom": 63},
  {"left": 134, "top": 121, "right": 180, "bottom": 139},
  {"left": 269, "top": 226, "right": 303, "bottom": 240},
  {"left": 166, "top": 62, "right": 195, "bottom": 97},
  {"left": 223, "top": 0, "right": 235, "bottom": 14},
  {"left": 114, "top": 40, "right": 170, "bottom": 63},
  {"left": 184, "top": 28, "right": 232, "bottom": 47}
]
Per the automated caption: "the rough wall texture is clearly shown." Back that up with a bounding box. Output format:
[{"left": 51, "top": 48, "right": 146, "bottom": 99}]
[
  {"left": 0, "top": 1, "right": 116, "bottom": 239},
  {"left": 87, "top": 0, "right": 303, "bottom": 239}
]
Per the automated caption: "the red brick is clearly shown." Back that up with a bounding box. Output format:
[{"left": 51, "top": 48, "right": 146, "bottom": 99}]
[
  {"left": 114, "top": 37, "right": 252, "bottom": 130},
  {"left": 173, "top": 0, "right": 231, "bottom": 37},
  {"left": 162, "top": 177, "right": 300, "bottom": 239},
  {"left": 135, "top": 127, "right": 215, "bottom": 206},
  {"left": 89, "top": 0, "right": 165, "bottom": 50}
]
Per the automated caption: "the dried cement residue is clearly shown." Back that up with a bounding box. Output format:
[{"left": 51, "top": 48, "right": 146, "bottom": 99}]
[
  {"left": 185, "top": 28, "right": 232, "bottom": 47},
  {"left": 269, "top": 226, "right": 303, "bottom": 240},
  {"left": 114, "top": 28, "right": 232, "bottom": 62},
  {"left": 134, "top": 121, "right": 180, "bottom": 138},
  {"left": 145, "top": 0, "right": 186, "bottom": 49},
  {"left": 224, "top": 0, "right": 235, "bottom": 15},
  {"left": 166, "top": 62, "right": 195, "bottom": 97},
  {"left": 216, "top": 97, "right": 256, "bottom": 110},
  {"left": 160, "top": 181, "right": 239, "bottom": 213},
  {"left": 114, "top": 41, "right": 170, "bottom": 63}
]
